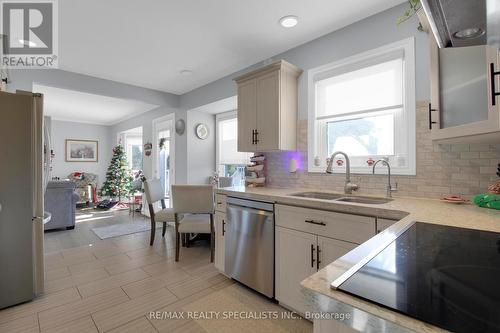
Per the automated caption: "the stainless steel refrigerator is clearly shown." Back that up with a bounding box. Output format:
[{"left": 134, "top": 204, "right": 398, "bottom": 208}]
[{"left": 0, "top": 90, "right": 46, "bottom": 309}]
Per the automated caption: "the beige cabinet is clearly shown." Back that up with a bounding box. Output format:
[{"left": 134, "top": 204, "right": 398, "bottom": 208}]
[
  {"left": 275, "top": 227, "right": 317, "bottom": 315},
  {"left": 275, "top": 226, "right": 359, "bottom": 315},
  {"left": 317, "top": 236, "right": 357, "bottom": 270},
  {"left": 275, "top": 203, "right": 375, "bottom": 315},
  {"left": 376, "top": 218, "right": 396, "bottom": 234},
  {"left": 214, "top": 211, "right": 226, "bottom": 274},
  {"left": 430, "top": 40, "right": 500, "bottom": 143},
  {"left": 214, "top": 194, "right": 227, "bottom": 275},
  {"left": 234, "top": 60, "right": 302, "bottom": 152}
]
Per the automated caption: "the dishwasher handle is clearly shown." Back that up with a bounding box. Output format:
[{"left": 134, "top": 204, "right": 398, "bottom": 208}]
[{"left": 227, "top": 204, "right": 274, "bottom": 218}]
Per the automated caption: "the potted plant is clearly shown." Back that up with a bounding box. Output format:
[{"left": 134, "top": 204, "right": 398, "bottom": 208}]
[{"left": 397, "top": 0, "right": 428, "bottom": 32}]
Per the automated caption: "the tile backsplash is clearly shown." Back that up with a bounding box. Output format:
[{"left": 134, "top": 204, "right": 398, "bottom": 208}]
[{"left": 264, "top": 102, "right": 500, "bottom": 199}]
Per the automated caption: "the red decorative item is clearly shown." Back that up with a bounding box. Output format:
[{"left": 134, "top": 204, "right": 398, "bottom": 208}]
[
  {"left": 366, "top": 158, "right": 375, "bottom": 166},
  {"left": 336, "top": 159, "right": 344, "bottom": 167}
]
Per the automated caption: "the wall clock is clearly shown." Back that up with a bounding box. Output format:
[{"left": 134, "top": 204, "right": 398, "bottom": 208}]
[{"left": 195, "top": 123, "right": 209, "bottom": 140}]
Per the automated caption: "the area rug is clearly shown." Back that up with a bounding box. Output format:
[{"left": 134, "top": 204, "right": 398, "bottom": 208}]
[{"left": 91, "top": 221, "right": 160, "bottom": 239}]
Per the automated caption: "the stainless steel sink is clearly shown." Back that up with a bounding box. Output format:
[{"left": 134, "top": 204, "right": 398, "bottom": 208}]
[
  {"left": 289, "top": 191, "right": 392, "bottom": 204},
  {"left": 336, "top": 196, "right": 392, "bottom": 205},
  {"left": 289, "top": 192, "right": 344, "bottom": 200}
]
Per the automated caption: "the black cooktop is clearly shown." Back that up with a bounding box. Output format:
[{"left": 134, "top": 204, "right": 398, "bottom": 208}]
[{"left": 338, "top": 222, "right": 500, "bottom": 333}]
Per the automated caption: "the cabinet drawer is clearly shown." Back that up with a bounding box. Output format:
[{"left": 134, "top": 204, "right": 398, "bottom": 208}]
[
  {"left": 275, "top": 204, "right": 375, "bottom": 244},
  {"left": 215, "top": 194, "right": 226, "bottom": 213}
]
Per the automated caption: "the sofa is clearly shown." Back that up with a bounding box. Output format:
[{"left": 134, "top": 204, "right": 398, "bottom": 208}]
[
  {"left": 67, "top": 172, "right": 98, "bottom": 206},
  {"left": 44, "top": 180, "right": 80, "bottom": 231}
]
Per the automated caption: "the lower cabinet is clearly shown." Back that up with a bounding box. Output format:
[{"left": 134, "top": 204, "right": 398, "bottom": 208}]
[
  {"left": 214, "top": 211, "right": 226, "bottom": 274},
  {"left": 275, "top": 226, "right": 357, "bottom": 315}
]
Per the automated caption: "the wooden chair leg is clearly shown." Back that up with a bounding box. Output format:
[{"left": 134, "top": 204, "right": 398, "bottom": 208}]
[
  {"left": 149, "top": 219, "right": 155, "bottom": 246},
  {"left": 210, "top": 214, "right": 214, "bottom": 263},
  {"left": 148, "top": 204, "right": 156, "bottom": 246},
  {"left": 162, "top": 222, "right": 167, "bottom": 237},
  {"left": 175, "top": 214, "right": 180, "bottom": 262}
]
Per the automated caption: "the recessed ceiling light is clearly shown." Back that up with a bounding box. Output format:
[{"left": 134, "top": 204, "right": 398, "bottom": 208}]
[
  {"left": 279, "top": 15, "right": 298, "bottom": 28},
  {"left": 453, "top": 27, "right": 485, "bottom": 40},
  {"left": 180, "top": 70, "right": 193, "bottom": 76},
  {"left": 19, "top": 39, "right": 37, "bottom": 47}
]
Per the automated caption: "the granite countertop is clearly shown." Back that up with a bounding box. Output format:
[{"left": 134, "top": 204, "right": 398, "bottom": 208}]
[{"left": 215, "top": 186, "right": 500, "bottom": 333}]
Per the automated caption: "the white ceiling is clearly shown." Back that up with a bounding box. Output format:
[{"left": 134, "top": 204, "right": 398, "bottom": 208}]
[
  {"left": 34, "top": 84, "right": 159, "bottom": 125},
  {"left": 59, "top": 0, "right": 405, "bottom": 94}
]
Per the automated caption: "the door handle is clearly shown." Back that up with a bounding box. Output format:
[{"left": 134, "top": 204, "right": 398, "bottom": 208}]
[
  {"left": 305, "top": 219, "right": 326, "bottom": 226},
  {"left": 316, "top": 245, "right": 321, "bottom": 270},
  {"left": 310, "top": 244, "right": 316, "bottom": 268},
  {"left": 491, "top": 63, "right": 500, "bottom": 106},
  {"left": 428, "top": 103, "right": 437, "bottom": 130}
]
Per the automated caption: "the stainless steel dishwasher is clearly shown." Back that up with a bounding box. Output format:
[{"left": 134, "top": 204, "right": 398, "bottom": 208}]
[{"left": 225, "top": 197, "right": 274, "bottom": 298}]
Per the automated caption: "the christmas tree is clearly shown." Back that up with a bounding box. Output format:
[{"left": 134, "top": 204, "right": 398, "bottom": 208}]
[{"left": 100, "top": 145, "right": 134, "bottom": 201}]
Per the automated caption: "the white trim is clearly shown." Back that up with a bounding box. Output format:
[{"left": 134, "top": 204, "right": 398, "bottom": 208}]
[
  {"left": 307, "top": 37, "right": 416, "bottom": 175},
  {"left": 152, "top": 113, "right": 176, "bottom": 188}
]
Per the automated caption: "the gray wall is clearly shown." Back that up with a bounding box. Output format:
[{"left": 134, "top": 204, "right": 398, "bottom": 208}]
[
  {"left": 180, "top": 3, "right": 430, "bottom": 119},
  {"left": 6, "top": 68, "right": 188, "bottom": 184},
  {"left": 186, "top": 111, "right": 216, "bottom": 184},
  {"left": 6, "top": 3, "right": 430, "bottom": 187},
  {"left": 110, "top": 108, "right": 188, "bottom": 184},
  {"left": 50, "top": 120, "right": 112, "bottom": 187}
]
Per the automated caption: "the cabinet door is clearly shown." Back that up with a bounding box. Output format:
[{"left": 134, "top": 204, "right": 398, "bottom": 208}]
[
  {"left": 431, "top": 42, "right": 500, "bottom": 141},
  {"left": 237, "top": 79, "right": 257, "bottom": 152},
  {"left": 317, "top": 236, "right": 357, "bottom": 270},
  {"left": 376, "top": 218, "right": 396, "bottom": 234},
  {"left": 256, "top": 70, "right": 280, "bottom": 151},
  {"left": 276, "top": 226, "right": 317, "bottom": 315},
  {"left": 214, "top": 212, "right": 226, "bottom": 274}
]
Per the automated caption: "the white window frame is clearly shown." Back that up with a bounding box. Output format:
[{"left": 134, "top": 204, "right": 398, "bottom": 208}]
[
  {"left": 215, "top": 111, "right": 251, "bottom": 183},
  {"left": 307, "top": 37, "right": 416, "bottom": 175}
]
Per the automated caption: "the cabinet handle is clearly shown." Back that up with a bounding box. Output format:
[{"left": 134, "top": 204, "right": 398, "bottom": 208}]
[
  {"left": 428, "top": 103, "right": 437, "bottom": 130},
  {"left": 251, "top": 130, "right": 255, "bottom": 145},
  {"left": 222, "top": 219, "right": 225, "bottom": 236},
  {"left": 316, "top": 245, "right": 321, "bottom": 270},
  {"left": 305, "top": 219, "right": 326, "bottom": 226},
  {"left": 310, "top": 244, "right": 316, "bottom": 268},
  {"left": 254, "top": 130, "right": 259, "bottom": 144},
  {"left": 491, "top": 63, "right": 500, "bottom": 106}
]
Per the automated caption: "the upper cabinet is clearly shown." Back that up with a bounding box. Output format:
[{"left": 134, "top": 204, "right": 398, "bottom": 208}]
[
  {"left": 234, "top": 60, "right": 302, "bottom": 152},
  {"left": 430, "top": 40, "right": 500, "bottom": 143}
]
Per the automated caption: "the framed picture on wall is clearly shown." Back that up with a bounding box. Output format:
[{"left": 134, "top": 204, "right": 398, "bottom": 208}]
[{"left": 65, "top": 139, "right": 98, "bottom": 162}]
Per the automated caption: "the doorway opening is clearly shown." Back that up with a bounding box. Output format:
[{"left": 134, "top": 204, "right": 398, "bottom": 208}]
[{"left": 153, "top": 114, "right": 175, "bottom": 207}]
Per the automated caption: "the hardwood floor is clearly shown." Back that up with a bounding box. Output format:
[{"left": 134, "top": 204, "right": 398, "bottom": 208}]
[{"left": 0, "top": 209, "right": 312, "bottom": 333}]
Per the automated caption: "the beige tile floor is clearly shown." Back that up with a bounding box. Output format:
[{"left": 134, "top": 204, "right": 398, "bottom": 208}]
[{"left": 0, "top": 208, "right": 312, "bottom": 333}]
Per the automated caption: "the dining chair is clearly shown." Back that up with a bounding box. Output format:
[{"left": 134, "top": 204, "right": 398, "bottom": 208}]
[
  {"left": 171, "top": 185, "right": 214, "bottom": 262},
  {"left": 143, "top": 179, "right": 175, "bottom": 246}
]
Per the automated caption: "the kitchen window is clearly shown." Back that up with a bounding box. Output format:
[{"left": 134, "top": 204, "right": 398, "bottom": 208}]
[
  {"left": 216, "top": 111, "right": 251, "bottom": 186},
  {"left": 308, "top": 38, "right": 416, "bottom": 175}
]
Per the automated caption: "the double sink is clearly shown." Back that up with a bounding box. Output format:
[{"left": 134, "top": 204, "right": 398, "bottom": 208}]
[{"left": 289, "top": 191, "right": 392, "bottom": 205}]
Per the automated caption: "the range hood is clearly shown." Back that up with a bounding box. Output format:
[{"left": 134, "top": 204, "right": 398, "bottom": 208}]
[{"left": 421, "top": 0, "right": 500, "bottom": 49}]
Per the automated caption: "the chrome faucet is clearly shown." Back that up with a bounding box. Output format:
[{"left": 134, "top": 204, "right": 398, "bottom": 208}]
[
  {"left": 372, "top": 159, "right": 397, "bottom": 198},
  {"left": 326, "top": 151, "right": 359, "bottom": 195}
]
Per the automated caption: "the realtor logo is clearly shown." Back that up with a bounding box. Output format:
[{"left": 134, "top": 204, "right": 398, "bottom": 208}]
[{"left": 0, "top": 0, "right": 58, "bottom": 68}]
